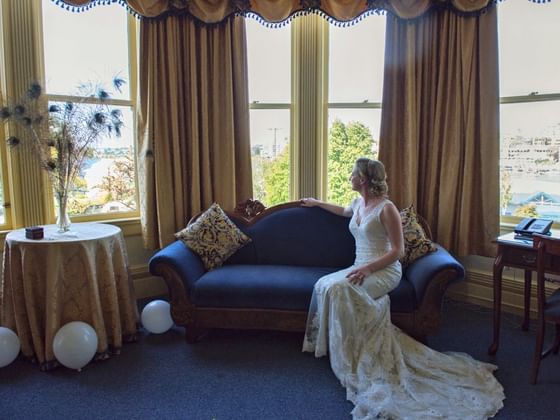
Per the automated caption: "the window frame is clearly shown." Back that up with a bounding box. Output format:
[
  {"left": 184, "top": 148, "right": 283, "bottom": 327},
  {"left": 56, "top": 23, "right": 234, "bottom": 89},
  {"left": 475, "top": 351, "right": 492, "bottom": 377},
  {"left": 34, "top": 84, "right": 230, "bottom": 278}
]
[
  {"left": 246, "top": 18, "right": 292, "bottom": 206},
  {"left": 40, "top": 5, "right": 140, "bottom": 223},
  {"left": 0, "top": 1, "right": 141, "bottom": 234},
  {"left": 499, "top": 93, "right": 560, "bottom": 229},
  {"left": 252, "top": 12, "right": 560, "bottom": 230},
  {"left": 247, "top": 15, "right": 385, "bottom": 203},
  {"left": 497, "top": 1, "right": 560, "bottom": 230}
]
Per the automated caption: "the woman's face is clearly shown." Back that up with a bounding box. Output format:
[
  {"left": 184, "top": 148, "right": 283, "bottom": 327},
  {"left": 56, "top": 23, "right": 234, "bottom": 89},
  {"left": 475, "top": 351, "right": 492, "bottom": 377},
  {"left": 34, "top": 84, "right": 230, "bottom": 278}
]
[{"left": 349, "top": 167, "right": 363, "bottom": 191}]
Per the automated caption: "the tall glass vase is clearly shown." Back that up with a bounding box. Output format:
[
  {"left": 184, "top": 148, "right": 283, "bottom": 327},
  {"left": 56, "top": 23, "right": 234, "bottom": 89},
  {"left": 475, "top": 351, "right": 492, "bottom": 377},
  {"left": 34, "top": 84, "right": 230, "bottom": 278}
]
[{"left": 55, "top": 191, "right": 71, "bottom": 233}]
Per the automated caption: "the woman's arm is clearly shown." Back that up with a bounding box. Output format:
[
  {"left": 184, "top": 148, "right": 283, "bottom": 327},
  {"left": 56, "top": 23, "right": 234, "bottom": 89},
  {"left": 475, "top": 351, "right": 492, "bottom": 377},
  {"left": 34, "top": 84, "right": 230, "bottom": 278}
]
[
  {"left": 347, "top": 202, "right": 404, "bottom": 284},
  {"left": 300, "top": 197, "right": 353, "bottom": 218}
]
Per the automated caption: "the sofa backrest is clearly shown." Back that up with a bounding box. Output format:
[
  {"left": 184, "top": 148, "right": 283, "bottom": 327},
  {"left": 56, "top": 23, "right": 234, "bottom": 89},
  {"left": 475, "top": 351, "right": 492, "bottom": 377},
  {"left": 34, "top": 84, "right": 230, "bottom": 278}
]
[{"left": 225, "top": 205, "right": 355, "bottom": 268}]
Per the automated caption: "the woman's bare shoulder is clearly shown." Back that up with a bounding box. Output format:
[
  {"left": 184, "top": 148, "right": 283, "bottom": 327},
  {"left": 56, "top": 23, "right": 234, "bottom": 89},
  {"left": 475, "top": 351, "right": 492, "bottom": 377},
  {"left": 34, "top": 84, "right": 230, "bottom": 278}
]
[{"left": 379, "top": 199, "right": 400, "bottom": 218}]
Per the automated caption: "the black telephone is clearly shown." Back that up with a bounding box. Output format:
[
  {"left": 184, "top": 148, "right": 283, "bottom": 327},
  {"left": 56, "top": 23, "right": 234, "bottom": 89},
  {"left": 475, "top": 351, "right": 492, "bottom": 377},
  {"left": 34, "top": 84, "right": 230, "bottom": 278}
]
[{"left": 514, "top": 218, "right": 553, "bottom": 239}]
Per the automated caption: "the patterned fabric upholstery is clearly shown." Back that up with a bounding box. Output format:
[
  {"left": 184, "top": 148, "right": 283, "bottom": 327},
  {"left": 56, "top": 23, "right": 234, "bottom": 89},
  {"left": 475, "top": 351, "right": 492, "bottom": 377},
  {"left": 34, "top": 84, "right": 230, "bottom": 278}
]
[
  {"left": 400, "top": 205, "right": 437, "bottom": 266},
  {"left": 175, "top": 203, "right": 251, "bottom": 270}
]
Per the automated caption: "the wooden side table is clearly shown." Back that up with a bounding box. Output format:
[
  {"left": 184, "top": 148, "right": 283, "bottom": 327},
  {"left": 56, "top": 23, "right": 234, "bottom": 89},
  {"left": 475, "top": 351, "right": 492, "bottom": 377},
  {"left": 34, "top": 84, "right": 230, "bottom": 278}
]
[
  {"left": 1, "top": 223, "right": 139, "bottom": 370},
  {"left": 489, "top": 231, "right": 560, "bottom": 355}
]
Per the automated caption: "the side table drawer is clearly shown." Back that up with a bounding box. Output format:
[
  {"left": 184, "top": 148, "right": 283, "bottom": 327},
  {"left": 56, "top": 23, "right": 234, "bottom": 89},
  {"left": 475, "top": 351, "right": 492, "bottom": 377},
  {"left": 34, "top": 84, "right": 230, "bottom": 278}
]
[{"left": 502, "top": 247, "right": 537, "bottom": 269}]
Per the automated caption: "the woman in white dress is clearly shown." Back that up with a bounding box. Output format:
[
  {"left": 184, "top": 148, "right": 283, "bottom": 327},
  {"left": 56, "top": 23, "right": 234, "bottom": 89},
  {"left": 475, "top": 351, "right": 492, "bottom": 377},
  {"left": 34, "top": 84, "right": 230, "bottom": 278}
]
[{"left": 301, "top": 158, "right": 504, "bottom": 419}]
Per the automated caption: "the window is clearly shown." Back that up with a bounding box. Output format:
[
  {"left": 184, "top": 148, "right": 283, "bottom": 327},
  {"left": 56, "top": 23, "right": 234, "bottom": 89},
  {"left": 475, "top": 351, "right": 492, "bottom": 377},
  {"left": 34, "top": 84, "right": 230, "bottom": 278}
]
[
  {"left": 498, "top": 1, "right": 560, "bottom": 223},
  {"left": 41, "top": 1, "right": 138, "bottom": 219},
  {"left": 246, "top": 19, "right": 291, "bottom": 207},
  {"left": 328, "top": 17, "right": 385, "bottom": 205},
  {"left": 246, "top": 16, "right": 385, "bottom": 206}
]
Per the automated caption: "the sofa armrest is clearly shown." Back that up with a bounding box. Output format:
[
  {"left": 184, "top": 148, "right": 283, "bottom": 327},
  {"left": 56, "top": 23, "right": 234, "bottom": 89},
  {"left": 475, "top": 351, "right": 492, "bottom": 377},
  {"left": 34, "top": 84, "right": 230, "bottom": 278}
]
[
  {"left": 148, "top": 240, "right": 206, "bottom": 298},
  {"left": 404, "top": 244, "right": 465, "bottom": 304}
]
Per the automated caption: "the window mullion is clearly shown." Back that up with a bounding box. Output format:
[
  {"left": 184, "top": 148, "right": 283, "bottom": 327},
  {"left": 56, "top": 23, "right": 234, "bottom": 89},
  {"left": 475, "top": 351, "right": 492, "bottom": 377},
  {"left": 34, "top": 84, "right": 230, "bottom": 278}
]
[
  {"left": 47, "top": 94, "right": 133, "bottom": 107},
  {"left": 327, "top": 102, "right": 382, "bottom": 109},
  {"left": 249, "top": 103, "right": 290, "bottom": 110},
  {"left": 291, "top": 14, "right": 329, "bottom": 200},
  {"left": 501, "top": 93, "right": 560, "bottom": 105}
]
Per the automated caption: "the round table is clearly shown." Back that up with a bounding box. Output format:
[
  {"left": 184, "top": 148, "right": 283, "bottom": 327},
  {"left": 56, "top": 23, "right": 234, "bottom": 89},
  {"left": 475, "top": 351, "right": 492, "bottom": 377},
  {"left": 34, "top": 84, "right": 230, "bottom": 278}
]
[{"left": 1, "top": 223, "right": 139, "bottom": 370}]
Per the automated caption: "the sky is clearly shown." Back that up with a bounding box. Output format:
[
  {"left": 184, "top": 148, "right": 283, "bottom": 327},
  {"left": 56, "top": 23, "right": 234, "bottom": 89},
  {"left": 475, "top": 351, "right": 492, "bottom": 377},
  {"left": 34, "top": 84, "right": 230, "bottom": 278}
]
[
  {"left": 497, "top": 1, "right": 560, "bottom": 139},
  {"left": 498, "top": 1, "right": 560, "bottom": 97},
  {"left": 42, "top": 1, "right": 129, "bottom": 99},
  {"left": 42, "top": 1, "right": 132, "bottom": 149},
  {"left": 246, "top": 14, "right": 386, "bottom": 148}
]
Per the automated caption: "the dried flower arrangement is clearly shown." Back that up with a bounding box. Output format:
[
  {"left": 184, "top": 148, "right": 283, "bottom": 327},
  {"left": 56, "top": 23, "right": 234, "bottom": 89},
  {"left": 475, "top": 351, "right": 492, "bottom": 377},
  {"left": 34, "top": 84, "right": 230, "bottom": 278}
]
[{"left": 0, "top": 78, "right": 125, "bottom": 231}]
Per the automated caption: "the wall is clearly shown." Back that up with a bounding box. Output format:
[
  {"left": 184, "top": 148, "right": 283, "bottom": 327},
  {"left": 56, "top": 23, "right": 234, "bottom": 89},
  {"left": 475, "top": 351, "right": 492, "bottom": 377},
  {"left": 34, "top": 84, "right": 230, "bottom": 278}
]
[
  {"left": 449, "top": 255, "right": 559, "bottom": 318},
  {"left": 123, "top": 233, "right": 167, "bottom": 299}
]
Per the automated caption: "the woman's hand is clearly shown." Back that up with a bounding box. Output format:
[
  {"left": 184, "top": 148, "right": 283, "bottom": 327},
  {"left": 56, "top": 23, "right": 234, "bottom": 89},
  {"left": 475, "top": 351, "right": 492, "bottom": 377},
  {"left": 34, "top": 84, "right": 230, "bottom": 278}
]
[
  {"left": 346, "top": 267, "right": 370, "bottom": 285},
  {"left": 300, "top": 198, "right": 351, "bottom": 218},
  {"left": 300, "top": 198, "right": 321, "bottom": 207}
]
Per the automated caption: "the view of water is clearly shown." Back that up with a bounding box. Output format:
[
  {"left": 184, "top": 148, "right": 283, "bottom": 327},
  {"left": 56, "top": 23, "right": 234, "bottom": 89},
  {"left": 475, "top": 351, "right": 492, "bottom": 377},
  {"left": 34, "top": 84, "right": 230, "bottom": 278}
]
[
  {"left": 74, "top": 158, "right": 114, "bottom": 204},
  {"left": 506, "top": 173, "right": 560, "bottom": 219}
]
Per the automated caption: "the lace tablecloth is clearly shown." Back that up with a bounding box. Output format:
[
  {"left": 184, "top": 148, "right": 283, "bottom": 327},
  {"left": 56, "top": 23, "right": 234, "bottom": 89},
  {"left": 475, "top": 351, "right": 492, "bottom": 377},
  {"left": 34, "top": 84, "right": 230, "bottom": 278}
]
[{"left": 1, "top": 223, "right": 139, "bottom": 370}]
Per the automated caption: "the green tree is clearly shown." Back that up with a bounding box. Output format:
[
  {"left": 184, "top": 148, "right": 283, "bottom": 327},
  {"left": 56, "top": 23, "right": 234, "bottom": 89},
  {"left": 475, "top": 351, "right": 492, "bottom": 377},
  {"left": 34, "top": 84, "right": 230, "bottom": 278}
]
[
  {"left": 257, "top": 120, "right": 375, "bottom": 207},
  {"left": 96, "top": 154, "right": 136, "bottom": 210},
  {"left": 262, "top": 146, "right": 289, "bottom": 206},
  {"left": 514, "top": 203, "right": 539, "bottom": 218},
  {"left": 327, "top": 119, "right": 376, "bottom": 205},
  {"left": 500, "top": 171, "right": 513, "bottom": 216},
  {"left": 68, "top": 176, "right": 93, "bottom": 215},
  {"left": 251, "top": 153, "right": 266, "bottom": 203}
]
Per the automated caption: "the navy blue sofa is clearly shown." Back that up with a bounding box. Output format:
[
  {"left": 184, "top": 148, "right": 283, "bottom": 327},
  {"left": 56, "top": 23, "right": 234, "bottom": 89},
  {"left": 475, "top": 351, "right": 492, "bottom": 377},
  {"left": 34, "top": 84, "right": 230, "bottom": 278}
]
[{"left": 149, "top": 201, "right": 465, "bottom": 343}]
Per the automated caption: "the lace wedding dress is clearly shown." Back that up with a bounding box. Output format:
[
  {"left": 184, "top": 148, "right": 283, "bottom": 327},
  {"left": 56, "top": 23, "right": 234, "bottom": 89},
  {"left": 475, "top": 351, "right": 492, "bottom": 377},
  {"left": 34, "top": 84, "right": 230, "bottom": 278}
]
[{"left": 302, "top": 199, "right": 504, "bottom": 419}]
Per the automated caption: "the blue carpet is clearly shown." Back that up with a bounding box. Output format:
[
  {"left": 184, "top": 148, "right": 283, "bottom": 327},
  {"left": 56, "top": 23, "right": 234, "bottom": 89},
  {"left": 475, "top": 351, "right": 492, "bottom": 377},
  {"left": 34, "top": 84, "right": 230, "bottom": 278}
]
[{"left": 1, "top": 298, "right": 560, "bottom": 419}]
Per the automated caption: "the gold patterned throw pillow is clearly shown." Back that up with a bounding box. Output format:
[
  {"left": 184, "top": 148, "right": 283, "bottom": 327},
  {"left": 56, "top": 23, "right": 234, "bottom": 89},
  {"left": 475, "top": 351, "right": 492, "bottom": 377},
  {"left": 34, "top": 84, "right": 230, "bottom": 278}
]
[
  {"left": 400, "top": 205, "right": 437, "bottom": 266},
  {"left": 175, "top": 203, "right": 251, "bottom": 271}
]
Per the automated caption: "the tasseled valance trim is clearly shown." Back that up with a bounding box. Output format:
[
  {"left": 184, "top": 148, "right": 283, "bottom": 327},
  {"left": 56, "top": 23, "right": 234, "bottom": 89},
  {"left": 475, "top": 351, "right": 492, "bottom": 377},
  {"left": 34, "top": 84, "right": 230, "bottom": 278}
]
[
  {"left": 50, "top": 0, "right": 556, "bottom": 27},
  {"left": 245, "top": 8, "right": 386, "bottom": 28},
  {"left": 51, "top": 0, "right": 142, "bottom": 18}
]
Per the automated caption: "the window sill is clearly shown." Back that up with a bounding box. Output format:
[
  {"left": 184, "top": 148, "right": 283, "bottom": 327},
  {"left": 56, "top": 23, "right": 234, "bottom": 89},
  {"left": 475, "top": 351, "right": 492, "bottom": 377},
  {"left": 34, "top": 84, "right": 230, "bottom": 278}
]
[
  {"left": 0, "top": 217, "right": 142, "bottom": 246},
  {"left": 499, "top": 222, "right": 516, "bottom": 235}
]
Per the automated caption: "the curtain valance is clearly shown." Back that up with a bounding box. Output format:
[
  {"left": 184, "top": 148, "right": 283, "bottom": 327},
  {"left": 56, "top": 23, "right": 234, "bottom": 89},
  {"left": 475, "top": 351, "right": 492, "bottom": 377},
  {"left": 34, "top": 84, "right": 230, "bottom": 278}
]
[{"left": 54, "top": 0, "right": 512, "bottom": 23}]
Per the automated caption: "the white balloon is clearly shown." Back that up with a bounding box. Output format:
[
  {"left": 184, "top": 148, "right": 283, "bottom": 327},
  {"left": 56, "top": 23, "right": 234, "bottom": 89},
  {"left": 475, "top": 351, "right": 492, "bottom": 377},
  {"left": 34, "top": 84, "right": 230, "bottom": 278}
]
[
  {"left": 0, "top": 327, "right": 20, "bottom": 368},
  {"left": 53, "top": 321, "right": 98, "bottom": 370},
  {"left": 141, "top": 300, "right": 174, "bottom": 334}
]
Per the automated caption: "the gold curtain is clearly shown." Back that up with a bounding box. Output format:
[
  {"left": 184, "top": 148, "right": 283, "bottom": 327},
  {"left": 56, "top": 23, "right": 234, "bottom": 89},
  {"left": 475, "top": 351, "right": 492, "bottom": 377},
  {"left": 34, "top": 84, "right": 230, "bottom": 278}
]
[
  {"left": 379, "top": 6, "right": 499, "bottom": 257},
  {"left": 57, "top": 0, "right": 496, "bottom": 21},
  {"left": 137, "top": 15, "right": 252, "bottom": 249}
]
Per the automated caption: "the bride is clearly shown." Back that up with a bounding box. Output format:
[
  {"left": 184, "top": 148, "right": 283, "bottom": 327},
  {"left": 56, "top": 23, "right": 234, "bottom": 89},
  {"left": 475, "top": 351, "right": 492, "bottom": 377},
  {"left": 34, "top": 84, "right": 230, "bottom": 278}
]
[{"left": 301, "top": 158, "right": 504, "bottom": 419}]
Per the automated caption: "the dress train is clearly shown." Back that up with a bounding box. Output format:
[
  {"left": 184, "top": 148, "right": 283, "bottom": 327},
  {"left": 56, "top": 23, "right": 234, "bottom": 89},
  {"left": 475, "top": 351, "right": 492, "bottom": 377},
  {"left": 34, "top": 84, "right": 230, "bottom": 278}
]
[{"left": 302, "top": 199, "right": 504, "bottom": 419}]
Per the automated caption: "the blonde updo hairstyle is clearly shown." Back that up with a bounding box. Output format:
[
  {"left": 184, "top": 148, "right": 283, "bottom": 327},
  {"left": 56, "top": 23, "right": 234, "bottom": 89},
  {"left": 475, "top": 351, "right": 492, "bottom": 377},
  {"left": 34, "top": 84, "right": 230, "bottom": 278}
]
[{"left": 354, "top": 158, "right": 388, "bottom": 197}]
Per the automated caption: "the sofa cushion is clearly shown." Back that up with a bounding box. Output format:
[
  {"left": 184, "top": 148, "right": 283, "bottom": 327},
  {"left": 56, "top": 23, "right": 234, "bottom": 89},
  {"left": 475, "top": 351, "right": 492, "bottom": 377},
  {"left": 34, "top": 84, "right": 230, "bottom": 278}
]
[
  {"left": 193, "top": 265, "right": 339, "bottom": 311},
  {"left": 400, "top": 205, "right": 437, "bottom": 266},
  {"left": 175, "top": 203, "right": 252, "bottom": 270},
  {"left": 226, "top": 207, "right": 355, "bottom": 267},
  {"left": 193, "top": 264, "right": 417, "bottom": 313}
]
